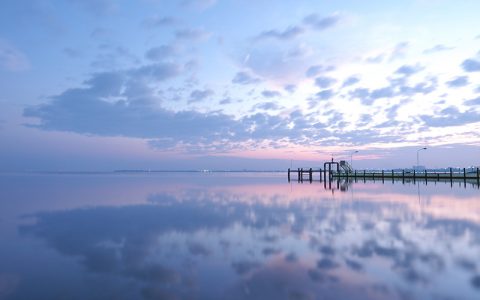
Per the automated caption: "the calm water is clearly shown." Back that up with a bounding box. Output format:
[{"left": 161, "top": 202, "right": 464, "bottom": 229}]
[{"left": 0, "top": 173, "right": 479, "bottom": 300}]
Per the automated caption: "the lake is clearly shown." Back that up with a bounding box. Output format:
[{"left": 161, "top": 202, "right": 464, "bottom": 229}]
[{"left": 0, "top": 172, "right": 479, "bottom": 300}]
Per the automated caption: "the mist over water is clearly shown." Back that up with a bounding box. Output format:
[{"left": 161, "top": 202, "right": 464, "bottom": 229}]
[{"left": 0, "top": 173, "right": 479, "bottom": 299}]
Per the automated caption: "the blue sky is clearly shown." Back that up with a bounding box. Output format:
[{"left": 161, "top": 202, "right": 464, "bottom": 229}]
[{"left": 0, "top": 0, "right": 479, "bottom": 171}]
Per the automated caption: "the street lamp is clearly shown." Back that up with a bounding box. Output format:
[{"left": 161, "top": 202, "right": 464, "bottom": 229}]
[
  {"left": 350, "top": 150, "right": 359, "bottom": 170},
  {"left": 416, "top": 147, "right": 427, "bottom": 168}
]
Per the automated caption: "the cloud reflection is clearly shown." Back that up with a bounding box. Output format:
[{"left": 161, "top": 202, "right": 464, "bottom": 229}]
[{"left": 19, "top": 180, "right": 480, "bottom": 299}]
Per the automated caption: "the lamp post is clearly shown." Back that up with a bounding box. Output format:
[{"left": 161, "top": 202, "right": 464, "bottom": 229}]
[
  {"left": 350, "top": 150, "right": 359, "bottom": 170},
  {"left": 416, "top": 147, "right": 427, "bottom": 168}
]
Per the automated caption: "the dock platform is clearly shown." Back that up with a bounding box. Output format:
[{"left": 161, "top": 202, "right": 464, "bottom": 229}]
[{"left": 288, "top": 166, "right": 480, "bottom": 186}]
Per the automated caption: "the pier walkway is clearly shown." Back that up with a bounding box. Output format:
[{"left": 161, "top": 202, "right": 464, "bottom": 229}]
[{"left": 288, "top": 164, "right": 480, "bottom": 187}]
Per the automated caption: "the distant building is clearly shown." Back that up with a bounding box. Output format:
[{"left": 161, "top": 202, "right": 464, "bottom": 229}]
[{"left": 413, "top": 165, "right": 426, "bottom": 171}]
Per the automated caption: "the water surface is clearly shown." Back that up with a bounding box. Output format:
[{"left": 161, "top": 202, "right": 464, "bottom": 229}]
[{"left": 0, "top": 173, "right": 479, "bottom": 299}]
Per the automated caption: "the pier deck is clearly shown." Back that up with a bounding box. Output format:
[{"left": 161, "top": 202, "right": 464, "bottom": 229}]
[{"left": 288, "top": 167, "right": 480, "bottom": 186}]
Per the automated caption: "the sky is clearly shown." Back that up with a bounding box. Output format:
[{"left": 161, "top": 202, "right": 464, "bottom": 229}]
[{"left": 0, "top": 0, "right": 479, "bottom": 171}]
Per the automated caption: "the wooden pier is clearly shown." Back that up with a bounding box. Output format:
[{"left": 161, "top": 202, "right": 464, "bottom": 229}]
[{"left": 288, "top": 166, "right": 480, "bottom": 186}]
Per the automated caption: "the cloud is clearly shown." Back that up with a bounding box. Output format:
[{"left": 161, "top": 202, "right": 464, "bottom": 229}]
[
  {"left": 303, "top": 13, "right": 341, "bottom": 30},
  {"left": 130, "top": 62, "right": 182, "bottom": 81},
  {"left": 231, "top": 260, "right": 261, "bottom": 275},
  {"left": 446, "top": 76, "right": 469, "bottom": 88},
  {"left": 0, "top": 39, "right": 30, "bottom": 71},
  {"left": 255, "top": 26, "right": 305, "bottom": 41},
  {"left": 142, "top": 16, "right": 177, "bottom": 28},
  {"left": 315, "top": 76, "right": 336, "bottom": 88},
  {"left": 145, "top": 45, "right": 178, "bottom": 61},
  {"left": 316, "top": 89, "right": 334, "bottom": 100},
  {"left": 390, "top": 42, "right": 409, "bottom": 61},
  {"left": 63, "top": 47, "right": 83, "bottom": 59},
  {"left": 23, "top": 68, "right": 320, "bottom": 152},
  {"left": 366, "top": 54, "right": 385, "bottom": 64},
  {"left": 366, "top": 42, "right": 409, "bottom": 64},
  {"left": 420, "top": 106, "right": 480, "bottom": 127},
  {"left": 316, "top": 258, "right": 339, "bottom": 269},
  {"left": 231, "top": 71, "right": 261, "bottom": 85},
  {"left": 189, "top": 89, "right": 214, "bottom": 103},
  {"left": 342, "top": 76, "right": 360, "bottom": 87},
  {"left": 254, "top": 12, "right": 340, "bottom": 42},
  {"left": 284, "top": 84, "right": 297, "bottom": 93},
  {"left": 305, "top": 65, "right": 335, "bottom": 77},
  {"left": 464, "top": 96, "right": 480, "bottom": 106},
  {"left": 287, "top": 43, "right": 314, "bottom": 58},
  {"left": 261, "top": 90, "right": 281, "bottom": 98},
  {"left": 370, "top": 87, "right": 394, "bottom": 100},
  {"left": 254, "top": 102, "right": 281, "bottom": 111},
  {"left": 395, "top": 64, "right": 423, "bottom": 77},
  {"left": 423, "top": 44, "right": 454, "bottom": 54},
  {"left": 175, "top": 28, "right": 211, "bottom": 41},
  {"left": 349, "top": 86, "right": 394, "bottom": 105},
  {"left": 461, "top": 58, "right": 480, "bottom": 72}
]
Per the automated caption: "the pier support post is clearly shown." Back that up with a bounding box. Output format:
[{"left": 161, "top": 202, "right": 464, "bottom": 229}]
[
  {"left": 402, "top": 169, "right": 405, "bottom": 180},
  {"left": 288, "top": 168, "right": 290, "bottom": 182},
  {"left": 309, "top": 168, "right": 312, "bottom": 183},
  {"left": 450, "top": 168, "right": 453, "bottom": 187},
  {"left": 300, "top": 168, "right": 303, "bottom": 182},
  {"left": 298, "top": 168, "right": 301, "bottom": 182},
  {"left": 477, "top": 167, "right": 479, "bottom": 187},
  {"left": 464, "top": 168, "right": 467, "bottom": 183}
]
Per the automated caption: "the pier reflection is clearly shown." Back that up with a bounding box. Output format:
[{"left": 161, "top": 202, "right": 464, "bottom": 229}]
[{"left": 5, "top": 174, "right": 479, "bottom": 299}]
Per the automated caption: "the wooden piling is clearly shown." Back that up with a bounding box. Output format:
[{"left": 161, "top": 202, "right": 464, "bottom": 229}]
[
  {"left": 309, "top": 168, "right": 312, "bottom": 182},
  {"left": 477, "top": 167, "right": 479, "bottom": 186},
  {"left": 288, "top": 168, "right": 290, "bottom": 182}
]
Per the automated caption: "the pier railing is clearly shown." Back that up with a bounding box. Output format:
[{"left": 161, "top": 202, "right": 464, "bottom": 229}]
[{"left": 288, "top": 167, "right": 480, "bottom": 185}]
